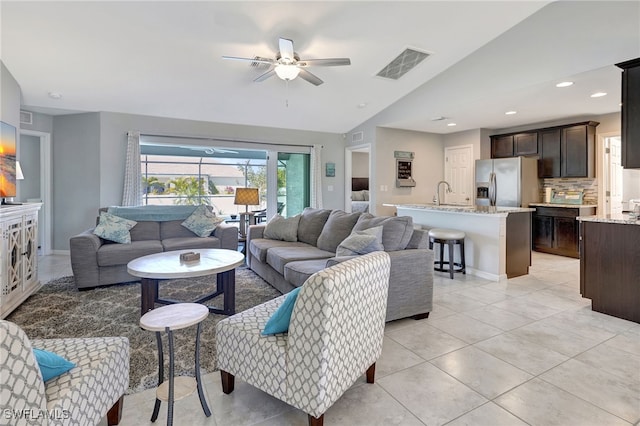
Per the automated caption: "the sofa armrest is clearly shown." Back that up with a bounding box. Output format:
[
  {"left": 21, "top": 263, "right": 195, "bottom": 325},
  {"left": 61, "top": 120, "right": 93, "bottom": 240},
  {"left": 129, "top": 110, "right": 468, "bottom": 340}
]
[
  {"left": 213, "top": 222, "right": 239, "bottom": 251},
  {"left": 70, "top": 229, "right": 104, "bottom": 289},
  {"left": 386, "top": 248, "right": 434, "bottom": 320},
  {"left": 245, "top": 225, "right": 266, "bottom": 267}
]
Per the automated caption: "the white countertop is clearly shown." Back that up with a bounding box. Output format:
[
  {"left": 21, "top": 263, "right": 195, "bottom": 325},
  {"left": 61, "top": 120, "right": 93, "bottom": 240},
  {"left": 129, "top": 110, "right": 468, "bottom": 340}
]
[
  {"left": 388, "top": 203, "right": 534, "bottom": 216},
  {"left": 577, "top": 212, "right": 640, "bottom": 225}
]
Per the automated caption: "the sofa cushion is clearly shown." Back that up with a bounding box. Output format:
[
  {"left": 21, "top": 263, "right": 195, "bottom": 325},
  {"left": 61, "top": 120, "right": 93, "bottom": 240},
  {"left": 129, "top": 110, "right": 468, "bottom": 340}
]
[
  {"left": 264, "top": 214, "right": 300, "bottom": 242},
  {"left": 316, "top": 210, "right": 361, "bottom": 252},
  {"left": 160, "top": 220, "right": 200, "bottom": 240},
  {"left": 181, "top": 205, "right": 224, "bottom": 237},
  {"left": 353, "top": 214, "right": 414, "bottom": 251},
  {"left": 297, "top": 208, "right": 331, "bottom": 246},
  {"left": 129, "top": 220, "right": 161, "bottom": 241},
  {"left": 283, "top": 259, "right": 329, "bottom": 288},
  {"left": 162, "top": 237, "right": 221, "bottom": 252},
  {"left": 266, "top": 246, "right": 335, "bottom": 275},
  {"left": 250, "top": 239, "right": 312, "bottom": 263},
  {"left": 97, "top": 240, "right": 163, "bottom": 267},
  {"left": 336, "top": 226, "right": 384, "bottom": 257},
  {"left": 93, "top": 212, "right": 137, "bottom": 244}
]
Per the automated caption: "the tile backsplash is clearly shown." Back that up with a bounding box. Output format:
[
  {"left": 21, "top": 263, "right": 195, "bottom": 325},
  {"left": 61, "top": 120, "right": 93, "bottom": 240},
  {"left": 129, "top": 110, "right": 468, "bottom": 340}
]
[{"left": 540, "top": 178, "right": 598, "bottom": 204}]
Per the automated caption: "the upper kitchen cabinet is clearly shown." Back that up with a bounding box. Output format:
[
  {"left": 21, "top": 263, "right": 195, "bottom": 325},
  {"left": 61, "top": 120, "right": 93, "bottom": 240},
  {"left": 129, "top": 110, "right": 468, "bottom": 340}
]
[
  {"left": 494, "top": 121, "right": 598, "bottom": 178},
  {"left": 617, "top": 58, "right": 640, "bottom": 169},
  {"left": 561, "top": 122, "right": 597, "bottom": 178},
  {"left": 491, "top": 132, "right": 537, "bottom": 158}
]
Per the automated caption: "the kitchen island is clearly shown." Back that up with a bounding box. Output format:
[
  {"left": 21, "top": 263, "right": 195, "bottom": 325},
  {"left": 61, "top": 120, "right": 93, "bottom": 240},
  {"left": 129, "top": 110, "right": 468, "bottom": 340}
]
[
  {"left": 389, "top": 204, "right": 534, "bottom": 281},
  {"left": 578, "top": 213, "right": 640, "bottom": 323}
]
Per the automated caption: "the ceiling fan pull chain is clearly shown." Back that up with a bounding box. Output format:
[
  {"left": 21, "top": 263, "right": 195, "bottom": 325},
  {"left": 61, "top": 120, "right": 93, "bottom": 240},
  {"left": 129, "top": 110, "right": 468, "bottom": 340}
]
[{"left": 285, "top": 79, "right": 289, "bottom": 108}]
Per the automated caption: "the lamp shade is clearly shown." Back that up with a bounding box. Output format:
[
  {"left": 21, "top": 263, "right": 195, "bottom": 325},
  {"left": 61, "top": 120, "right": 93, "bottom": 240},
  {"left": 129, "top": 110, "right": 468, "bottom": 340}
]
[
  {"left": 234, "top": 187, "right": 259, "bottom": 206},
  {"left": 15, "top": 161, "right": 24, "bottom": 180},
  {"left": 274, "top": 64, "right": 301, "bottom": 81}
]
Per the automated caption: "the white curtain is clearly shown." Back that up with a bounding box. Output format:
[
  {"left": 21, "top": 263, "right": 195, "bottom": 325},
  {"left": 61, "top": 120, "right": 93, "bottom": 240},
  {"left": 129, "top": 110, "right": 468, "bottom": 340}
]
[
  {"left": 122, "top": 131, "right": 142, "bottom": 206},
  {"left": 310, "top": 144, "right": 323, "bottom": 209}
]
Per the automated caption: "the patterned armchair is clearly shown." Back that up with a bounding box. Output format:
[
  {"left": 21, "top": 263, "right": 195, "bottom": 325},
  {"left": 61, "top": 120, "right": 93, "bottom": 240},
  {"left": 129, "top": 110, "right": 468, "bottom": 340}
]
[
  {"left": 216, "top": 251, "right": 391, "bottom": 426},
  {"left": 0, "top": 320, "right": 129, "bottom": 426}
]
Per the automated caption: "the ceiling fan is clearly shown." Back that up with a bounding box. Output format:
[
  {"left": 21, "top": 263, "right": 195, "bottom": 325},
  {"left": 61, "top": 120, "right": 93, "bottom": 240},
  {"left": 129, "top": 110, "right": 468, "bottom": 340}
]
[{"left": 222, "top": 37, "right": 351, "bottom": 86}]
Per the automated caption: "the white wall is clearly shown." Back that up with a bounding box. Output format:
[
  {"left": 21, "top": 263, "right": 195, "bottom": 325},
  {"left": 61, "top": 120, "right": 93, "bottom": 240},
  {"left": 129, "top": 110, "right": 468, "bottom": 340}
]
[
  {"left": 352, "top": 152, "right": 369, "bottom": 177},
  {"left": 375, "top": 127, "right": 444, "bottom": 216}
]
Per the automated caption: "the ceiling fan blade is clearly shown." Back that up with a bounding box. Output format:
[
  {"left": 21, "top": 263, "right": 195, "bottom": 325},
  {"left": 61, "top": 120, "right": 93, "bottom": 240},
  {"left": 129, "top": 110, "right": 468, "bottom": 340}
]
[
  {"left": 222, "top": 56, "right": 275, "bottom": 65},
  {"left": 254, "top": 69, "right": 276, "bottom": 82},
  {"left": 279, "top": 37, "right": 295, "bottom": 62},
  {"left": 298, "top": 68, "right": 324, "bottom": 86},
  {"left": 298, "top": 58, "right": 351, "bottom": 67}
]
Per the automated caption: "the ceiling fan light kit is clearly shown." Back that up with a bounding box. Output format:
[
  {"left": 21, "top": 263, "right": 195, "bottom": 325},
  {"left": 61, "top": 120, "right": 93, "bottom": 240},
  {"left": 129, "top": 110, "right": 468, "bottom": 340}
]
[
  {"left": 223, "top": 37, "right": 351, "bottom": 86},
  {"left": 274, "top": 64, "right": 301, "bottom": 81}
]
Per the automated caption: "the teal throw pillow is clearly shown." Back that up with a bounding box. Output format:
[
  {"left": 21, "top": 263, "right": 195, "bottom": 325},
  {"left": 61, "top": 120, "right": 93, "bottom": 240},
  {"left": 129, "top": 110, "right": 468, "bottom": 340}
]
[
  {"left": 181, "top": 205, "right": 224, "bottom": 237},
  {"left": 262, "top": 287, "right": 301, "bottom": 335},
  {"left": 32, "top": 348, "right": 76, "bottom": 382},
  {"left": 93, "top": 212, "right": 137, "bottom": 244}
]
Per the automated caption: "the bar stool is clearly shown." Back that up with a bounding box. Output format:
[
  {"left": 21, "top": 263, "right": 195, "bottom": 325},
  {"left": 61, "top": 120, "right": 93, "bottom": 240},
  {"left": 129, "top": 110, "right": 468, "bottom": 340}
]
[
  {"left": 428, "top": 228, "right": 466, "bottom": 279},
  {"left": 140, "top": 303, "right": 211, "bottom": 425}
]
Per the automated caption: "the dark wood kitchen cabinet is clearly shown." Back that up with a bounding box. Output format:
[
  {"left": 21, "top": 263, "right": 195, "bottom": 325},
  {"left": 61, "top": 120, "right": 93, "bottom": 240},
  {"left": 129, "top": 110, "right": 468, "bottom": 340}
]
[
  {"left": 538, "top": 128, "right": 561, "bottom": 177},
  {"left": 617, "top": 58, "right": 640, "bottom": 169},
  {"left": 580, "top": 220, "right": 640, "bottom": 323},
  {"left": 533, "top": 205, "right": 596, "bottom": 258},
  {"left": 491, "top": 132, "right": 537, "bottom": 158},
  {"left": 561, "top": 123, "right": 596, "bottom": 177}
]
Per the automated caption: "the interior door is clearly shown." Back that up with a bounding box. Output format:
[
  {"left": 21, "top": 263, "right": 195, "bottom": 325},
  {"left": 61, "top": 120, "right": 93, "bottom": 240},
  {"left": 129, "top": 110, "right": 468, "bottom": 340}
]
[{"left": 444, "top": 145, "right": 473, "bottom": 205}]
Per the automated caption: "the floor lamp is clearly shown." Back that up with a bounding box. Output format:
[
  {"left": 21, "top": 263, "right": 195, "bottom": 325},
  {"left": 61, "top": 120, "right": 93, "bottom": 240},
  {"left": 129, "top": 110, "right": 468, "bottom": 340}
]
[{"left": 234, "top": 187, "right": 260, "bottom": 238}]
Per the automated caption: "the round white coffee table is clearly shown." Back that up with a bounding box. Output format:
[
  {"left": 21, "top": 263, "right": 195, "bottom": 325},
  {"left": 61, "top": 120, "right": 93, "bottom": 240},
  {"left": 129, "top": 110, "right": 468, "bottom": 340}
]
[
  {"left": 140, "top": 303, "right": 211, "bottom": 425},
  {"left": 127, "top": 249, "right": 244, "bottom": 316}
]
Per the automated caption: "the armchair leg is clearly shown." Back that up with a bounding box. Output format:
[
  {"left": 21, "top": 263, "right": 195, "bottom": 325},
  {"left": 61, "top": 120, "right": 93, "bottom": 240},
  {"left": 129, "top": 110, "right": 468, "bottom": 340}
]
[
  {"left": 308, "top": 413, "right": 324, "bottom": 426},
  {"left": 107, "top": 395, "right": 124, "bottom": 425},
  {"left": 366, "top": 363, "right": 376, "bottom": 384},
  {"left": 221, "top": 370, "right": 235, "bottom": 394}
]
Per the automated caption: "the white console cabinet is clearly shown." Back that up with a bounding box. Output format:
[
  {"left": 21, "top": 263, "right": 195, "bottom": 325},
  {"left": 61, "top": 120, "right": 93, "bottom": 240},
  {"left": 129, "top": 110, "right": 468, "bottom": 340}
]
[{"left": 1, "top": 203, "right": 42, "bottom": 318}]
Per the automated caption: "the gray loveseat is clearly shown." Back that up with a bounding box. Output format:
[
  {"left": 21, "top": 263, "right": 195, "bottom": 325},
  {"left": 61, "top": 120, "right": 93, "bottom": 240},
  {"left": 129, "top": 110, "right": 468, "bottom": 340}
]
[
  {"left": 247, "top": 208, "right": 434, "bottom": 322},
  {"left": 70, "top": 206, "right": 238, "bottom": 290}
]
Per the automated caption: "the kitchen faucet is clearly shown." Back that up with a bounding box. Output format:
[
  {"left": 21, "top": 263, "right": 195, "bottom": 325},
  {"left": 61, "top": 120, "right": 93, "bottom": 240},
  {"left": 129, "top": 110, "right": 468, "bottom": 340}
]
[{"left": 434, "top": 181, "right": 452, "bottom": 206}]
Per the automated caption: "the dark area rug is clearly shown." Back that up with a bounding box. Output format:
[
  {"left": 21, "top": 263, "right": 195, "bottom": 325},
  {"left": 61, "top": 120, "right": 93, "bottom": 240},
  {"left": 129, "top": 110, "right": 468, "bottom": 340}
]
[{"left": 6, "top": 267, "right": 281, "bottom": 394}]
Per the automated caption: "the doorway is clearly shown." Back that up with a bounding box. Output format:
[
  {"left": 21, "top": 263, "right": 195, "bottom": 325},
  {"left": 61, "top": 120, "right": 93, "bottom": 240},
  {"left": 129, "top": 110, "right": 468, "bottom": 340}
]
[
  {"left": 444, "top": 145, "right": 473, "bottom": 205},
  {"left": 345, "top": 144, "right": 372, "bottom": 213},
  {"left": 599, "top": 133, "right": 623, "bottom": 215},
  {"left": 18, "top": 130, "right": 52, "bottom": 255}
]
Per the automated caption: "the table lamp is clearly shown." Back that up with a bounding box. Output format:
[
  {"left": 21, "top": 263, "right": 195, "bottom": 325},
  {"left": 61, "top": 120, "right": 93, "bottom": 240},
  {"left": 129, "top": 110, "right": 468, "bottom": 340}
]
[{"left": 234, "top": 187, "right": 260, "bottom": 237}]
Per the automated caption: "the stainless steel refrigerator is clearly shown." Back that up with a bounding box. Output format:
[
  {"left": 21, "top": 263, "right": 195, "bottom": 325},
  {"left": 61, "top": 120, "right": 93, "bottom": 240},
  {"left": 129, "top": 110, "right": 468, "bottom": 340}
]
[{"left": 475, "top": 157, "right": 540, "bottom": 207}]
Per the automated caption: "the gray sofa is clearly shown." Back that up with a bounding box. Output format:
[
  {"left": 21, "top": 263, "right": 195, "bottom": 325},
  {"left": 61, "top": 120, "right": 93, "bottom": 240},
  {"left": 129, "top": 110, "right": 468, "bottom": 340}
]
[
  {"left": 70, "top": 206, "right": 238, "bottom": 290},
  {"left": 247, "top": 208, "right": 434, "bottom": 322}
]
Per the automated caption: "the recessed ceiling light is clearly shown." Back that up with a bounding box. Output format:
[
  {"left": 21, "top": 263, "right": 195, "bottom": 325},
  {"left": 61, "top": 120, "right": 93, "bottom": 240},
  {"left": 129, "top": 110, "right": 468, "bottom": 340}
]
[
  {"left": 48, "top": 91, "right": 62, "bottom": 99},
  {"left": 590, "top": 92, "right": 607, "bottom": 98},
  {"left": 357, "top": 102, "right": 367, "bottom": 109},
  {"left": 447, "top": 123, "right": 457, "bottom": 127},
  {"left": 505, "top": 110, "right": 517, "bottom": 115},
  {"left": 556, "top": 81, "right": 574, "bottom": 88}
]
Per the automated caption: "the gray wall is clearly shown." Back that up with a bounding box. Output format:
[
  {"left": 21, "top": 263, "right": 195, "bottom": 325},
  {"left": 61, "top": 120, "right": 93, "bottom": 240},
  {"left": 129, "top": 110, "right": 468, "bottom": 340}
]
[
  {"left": 49, "top": 111, "right": 343, "bottom": 250},
  {"left": 17, "top": 134, "right": 41, "bottom": 201},
  {"left": 1, "top": 61, "right": 20, "bottom": 146}
]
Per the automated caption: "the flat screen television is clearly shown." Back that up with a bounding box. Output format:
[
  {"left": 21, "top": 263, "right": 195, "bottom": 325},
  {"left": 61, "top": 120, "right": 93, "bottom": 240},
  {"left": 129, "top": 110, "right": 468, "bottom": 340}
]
[{"left": 0, "top": 120, "right": 18, "bottom": 199}]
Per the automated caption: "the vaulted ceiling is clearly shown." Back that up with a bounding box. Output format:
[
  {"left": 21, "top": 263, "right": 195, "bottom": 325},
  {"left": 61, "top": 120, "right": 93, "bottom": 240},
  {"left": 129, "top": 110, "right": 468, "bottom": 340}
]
[{"left": 2, "top": 1, "right": 639, "bottom": 134}]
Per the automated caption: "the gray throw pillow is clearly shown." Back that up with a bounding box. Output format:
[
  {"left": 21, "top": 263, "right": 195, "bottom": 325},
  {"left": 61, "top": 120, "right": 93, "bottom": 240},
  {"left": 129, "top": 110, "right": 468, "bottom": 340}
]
[
  {"left": 336, "top": 226, "right": 384, "bottom": 256},
  {"left": 263, "top": 214, "right": 300, "bottom": 242},
  {"left": 351, "top": 190, "right": 365, "bottom": 201},
  {"left": 316, "top": 210, "right": 361, "bottom": 253},
  {"left": 297, "top": 208, "right": 331, "bottom": 246},
  {"left": 353, "top": 213, "right": 414, "bottom": 251}
]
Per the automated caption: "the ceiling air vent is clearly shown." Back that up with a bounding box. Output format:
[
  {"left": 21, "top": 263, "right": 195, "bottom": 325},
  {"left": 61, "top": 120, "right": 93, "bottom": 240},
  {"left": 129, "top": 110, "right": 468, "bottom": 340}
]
[
  {"left": 20, "top": 110, "right": 33, "bottom": 125},
  {"left": 352, "top": 131, "right": 364, "bottom": 143},
  {"left": 376, "top": 48, "right": 430, "bottom": 80}
]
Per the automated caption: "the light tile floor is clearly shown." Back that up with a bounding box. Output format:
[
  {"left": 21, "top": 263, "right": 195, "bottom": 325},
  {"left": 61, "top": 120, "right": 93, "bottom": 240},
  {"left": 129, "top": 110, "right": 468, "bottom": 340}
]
[{"left": 39, "top": 252, "right": 640, "bottom": 426}]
